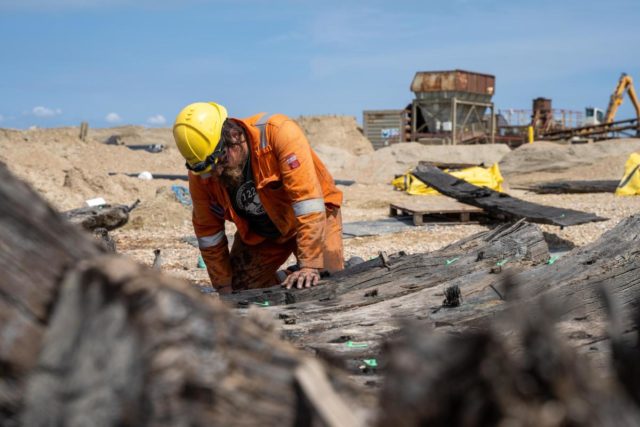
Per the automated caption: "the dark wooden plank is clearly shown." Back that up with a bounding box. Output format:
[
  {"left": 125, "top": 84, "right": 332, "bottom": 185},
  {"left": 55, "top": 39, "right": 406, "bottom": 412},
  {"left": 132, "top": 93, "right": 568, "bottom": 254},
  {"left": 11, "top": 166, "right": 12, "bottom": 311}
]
[
  {"left": 516, "top": 180, "right": 619, "bottom": 194},
  {"left": 412, "top": 163, "right": 607, "bottom": 227}
]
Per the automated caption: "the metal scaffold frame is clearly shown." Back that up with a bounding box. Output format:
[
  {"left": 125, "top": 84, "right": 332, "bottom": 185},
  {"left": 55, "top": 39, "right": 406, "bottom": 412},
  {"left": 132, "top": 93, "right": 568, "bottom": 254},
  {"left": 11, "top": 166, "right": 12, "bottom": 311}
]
[{"left": 411, "top": 97, "right": 495, "bottom": 145}]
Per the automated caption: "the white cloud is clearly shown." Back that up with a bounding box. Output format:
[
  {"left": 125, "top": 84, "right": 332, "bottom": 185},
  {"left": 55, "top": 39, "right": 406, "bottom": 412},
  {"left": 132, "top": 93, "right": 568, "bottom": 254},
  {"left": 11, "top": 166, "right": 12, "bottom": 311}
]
[
  {"left": 105, "top": 112, "right": 122, "bottom": 123},
  {"left": 147, "top": 114, "right": 166, "bottom": 125},
  {"left": 32, "top": 106, "right": 62, "bottom": 118}
]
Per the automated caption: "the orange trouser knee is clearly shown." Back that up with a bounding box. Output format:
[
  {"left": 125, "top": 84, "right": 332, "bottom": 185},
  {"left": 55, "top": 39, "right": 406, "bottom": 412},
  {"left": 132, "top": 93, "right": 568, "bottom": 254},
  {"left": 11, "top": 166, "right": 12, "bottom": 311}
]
[{"left": 230, "top": 208, "right": 344, "bottom": 290}]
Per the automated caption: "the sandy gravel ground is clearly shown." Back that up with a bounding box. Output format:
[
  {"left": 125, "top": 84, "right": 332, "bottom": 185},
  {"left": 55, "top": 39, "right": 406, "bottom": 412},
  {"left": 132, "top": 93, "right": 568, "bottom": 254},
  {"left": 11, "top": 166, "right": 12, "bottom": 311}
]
[{"left": 1, "top": 124, "right": 639, "bottom": 289}]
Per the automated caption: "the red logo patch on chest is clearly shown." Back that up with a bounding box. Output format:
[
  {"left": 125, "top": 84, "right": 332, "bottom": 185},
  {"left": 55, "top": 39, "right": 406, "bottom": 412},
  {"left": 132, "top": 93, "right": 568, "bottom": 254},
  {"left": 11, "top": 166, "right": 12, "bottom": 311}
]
[{"left": 285, "top": 153, "right": 300, "bottom": 169}]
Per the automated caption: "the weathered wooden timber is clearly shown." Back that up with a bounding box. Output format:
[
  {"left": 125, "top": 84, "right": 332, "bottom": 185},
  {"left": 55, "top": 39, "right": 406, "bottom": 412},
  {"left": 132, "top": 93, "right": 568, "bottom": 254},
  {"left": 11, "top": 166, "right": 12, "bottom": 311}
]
[
  {"left": 0, "top": 162, "right": 366, "bottom": 426},
  {"left": 63, "top": 199, "right": 140, "bottom": 231},
  {"left": 378, "top": 303, "right": 640, "bottom": 426},
  {"left": 223, "top": 220, "right": 547, "bottom": 307},
  {"left": 412, "top": 163, "right": 607, "bottom": 227},
  {"left": 224, "top": 220, "right": 550, "bottom": 376},
  {"left": 435, "top": 214, "right": 640, "bottom": 335},
  {"left": 516, "top": 179, "right": 620, "bottom": 194},
  {"left": 0, "top": 162, "right": 104, "bottom": 420},
  {"left": 224, "top": 214, "right": 640, "bottom": 386},
  {"left": 20, "top": 256, "right": 366, "bottom": 427}
]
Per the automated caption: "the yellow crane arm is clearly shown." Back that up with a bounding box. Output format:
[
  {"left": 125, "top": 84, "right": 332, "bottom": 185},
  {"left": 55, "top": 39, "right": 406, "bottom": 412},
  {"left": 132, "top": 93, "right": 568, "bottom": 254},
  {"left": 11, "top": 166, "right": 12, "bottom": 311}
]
[
  {"left": 626, "top": 81, "right": 640, "bottom": 120},
  {"left": 605, "top": 73, "right": 640, "bottom": 123}
]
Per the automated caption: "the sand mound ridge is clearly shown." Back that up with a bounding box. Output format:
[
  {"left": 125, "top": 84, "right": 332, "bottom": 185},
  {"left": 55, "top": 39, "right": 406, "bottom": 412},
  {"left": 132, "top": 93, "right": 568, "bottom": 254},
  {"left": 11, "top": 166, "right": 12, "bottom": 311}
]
[
  {"left": 315, "top": 142, "right": 511, "bottom": 184},
  {"left": 294, "top": 115, "right": 374, "bottom": 155},
  {"left": 500, "top": 138, "right": 640, "bottom": 185},
  {"left": 0, "top": 126, "right": 185, "bottom": 213}
]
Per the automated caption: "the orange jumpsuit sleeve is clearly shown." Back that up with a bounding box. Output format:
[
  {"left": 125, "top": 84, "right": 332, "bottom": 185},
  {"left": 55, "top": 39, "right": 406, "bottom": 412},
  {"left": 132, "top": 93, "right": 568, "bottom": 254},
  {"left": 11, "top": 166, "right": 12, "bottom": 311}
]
[
  {"left": 188, "top": 173, "right": 232, "bottom": 287},
  {"left": 272, "top": 119, "right": 326, "bottom": 269}
]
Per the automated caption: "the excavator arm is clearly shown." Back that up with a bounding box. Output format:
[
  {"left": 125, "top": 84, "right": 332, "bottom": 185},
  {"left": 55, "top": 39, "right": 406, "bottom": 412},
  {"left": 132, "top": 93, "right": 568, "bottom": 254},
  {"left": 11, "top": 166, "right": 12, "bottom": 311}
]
[{"left": 605, "top": 73, "right": 640, "bottom": 123}]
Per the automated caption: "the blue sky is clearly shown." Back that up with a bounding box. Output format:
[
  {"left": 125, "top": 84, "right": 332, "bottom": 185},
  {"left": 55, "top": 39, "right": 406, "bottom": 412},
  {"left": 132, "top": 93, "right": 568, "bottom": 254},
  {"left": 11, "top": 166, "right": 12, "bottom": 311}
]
[{"left": 0, "top": 0, "right": 639, "bottom": 129}]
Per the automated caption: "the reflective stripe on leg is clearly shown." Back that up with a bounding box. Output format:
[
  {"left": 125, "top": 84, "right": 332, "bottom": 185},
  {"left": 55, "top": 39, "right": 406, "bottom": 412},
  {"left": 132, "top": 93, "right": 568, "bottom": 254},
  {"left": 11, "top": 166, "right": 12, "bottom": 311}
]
[{"left": 197, "top": 231, "right": 225, "bottom": 248}]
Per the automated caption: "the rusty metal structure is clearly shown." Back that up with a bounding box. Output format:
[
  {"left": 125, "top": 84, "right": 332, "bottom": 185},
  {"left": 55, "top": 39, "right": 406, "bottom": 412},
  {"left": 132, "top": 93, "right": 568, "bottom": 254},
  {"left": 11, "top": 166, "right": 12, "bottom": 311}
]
[
  {"left": 409, "top": 70, "right": 496, "bottom": 145},
  {"left": 494, "top": 102, "right": 585, "bottom": 147},
  {"left": 531, "top": 97, "right": 554, "bottom": 133}
]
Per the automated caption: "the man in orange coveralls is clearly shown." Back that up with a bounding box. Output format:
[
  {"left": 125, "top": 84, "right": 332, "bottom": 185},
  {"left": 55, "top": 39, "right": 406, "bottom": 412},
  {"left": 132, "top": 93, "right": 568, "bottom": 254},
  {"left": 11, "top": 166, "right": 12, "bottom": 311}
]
[{"left": 172, "top": 102, "right": 344, "bottom": 294}]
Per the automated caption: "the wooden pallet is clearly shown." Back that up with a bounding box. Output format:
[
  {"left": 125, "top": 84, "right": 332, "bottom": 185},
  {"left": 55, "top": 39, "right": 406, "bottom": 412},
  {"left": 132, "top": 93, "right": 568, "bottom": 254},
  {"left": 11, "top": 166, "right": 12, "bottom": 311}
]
[{"left": 389, "top": 197, "right": 486, "bottom": 226}]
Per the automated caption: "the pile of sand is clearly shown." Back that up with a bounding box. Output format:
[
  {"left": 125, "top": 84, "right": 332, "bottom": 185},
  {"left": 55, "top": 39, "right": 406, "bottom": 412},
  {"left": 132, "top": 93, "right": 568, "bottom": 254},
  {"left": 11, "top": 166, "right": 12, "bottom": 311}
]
[
  {"left": 0, "top": 127, "right": 187, "bottom": 220},
  {"left": 316, "top": 142, "right": 511, "bottom": 184},
  {"left": 500, "top": 138, "right": 640, "bottom": 184},
  {"left": 295, "top": 115, "right": 374, "bottom": 155},
  {"left": 89, "top": 125, "right": 175, "bottom": 147}
]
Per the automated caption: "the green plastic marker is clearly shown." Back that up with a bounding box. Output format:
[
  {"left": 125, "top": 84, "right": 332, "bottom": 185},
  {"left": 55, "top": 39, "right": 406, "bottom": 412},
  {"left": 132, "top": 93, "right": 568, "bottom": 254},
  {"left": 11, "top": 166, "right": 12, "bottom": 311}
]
[
  {"left": 363, "top": 359, "right": 378, "bottom": 368},
  {"left": 496, "top": 258, "right": 509, "bottom": 267},
  {"left": 445, "top": 257, "right": 459, "bottom": 266},
  {"left": 547, "top": 255, "right": 560, "bottom": 265},
  {"left": 197, "top": 255, "right": 206, "bottom": 269},
  {"left": 346, "top": 341, "right": 368, "bottom": 348},
  {"left": 253, "top": 301, "right": 270, "bottom": 307}
]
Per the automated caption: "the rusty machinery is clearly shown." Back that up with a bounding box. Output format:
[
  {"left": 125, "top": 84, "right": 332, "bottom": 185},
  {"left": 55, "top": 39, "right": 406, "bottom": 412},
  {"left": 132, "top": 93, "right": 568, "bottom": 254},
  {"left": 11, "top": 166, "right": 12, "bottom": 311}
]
[{"left": 407, "top": 70, "right": 496, "bottom": 145}]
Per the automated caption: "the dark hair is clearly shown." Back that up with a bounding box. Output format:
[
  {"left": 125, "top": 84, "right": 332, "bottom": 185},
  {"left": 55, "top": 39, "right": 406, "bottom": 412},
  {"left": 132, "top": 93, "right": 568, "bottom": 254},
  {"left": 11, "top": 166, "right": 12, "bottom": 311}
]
[{"left": 221, "top": 119, "right": 245, "bottom": 145}]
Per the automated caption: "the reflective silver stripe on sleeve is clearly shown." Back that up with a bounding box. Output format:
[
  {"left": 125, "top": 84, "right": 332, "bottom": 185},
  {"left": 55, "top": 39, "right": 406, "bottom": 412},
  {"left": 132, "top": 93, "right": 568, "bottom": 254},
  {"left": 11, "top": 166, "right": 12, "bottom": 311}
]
[
  {"left": 292, "top": 198, "right": 325, "bottom": 216},
  {"left": 256, "top": 113, "right": 273, "bottom": 149},
  {"left": 197, "top": 231, "right": 225, "bottom": 248},
  {"left": 256, "top": 113, "right": 271, "bottom": 125}
]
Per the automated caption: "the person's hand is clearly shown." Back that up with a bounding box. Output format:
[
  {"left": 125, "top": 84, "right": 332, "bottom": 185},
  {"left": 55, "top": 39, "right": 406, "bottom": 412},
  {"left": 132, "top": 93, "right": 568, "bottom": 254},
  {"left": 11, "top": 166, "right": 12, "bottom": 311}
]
[
  {"left": 215, "top": 284, "right": 233, "bottom": 295},
  {"left": 283, "top": 267, "right": 320, "bottom": 289}
]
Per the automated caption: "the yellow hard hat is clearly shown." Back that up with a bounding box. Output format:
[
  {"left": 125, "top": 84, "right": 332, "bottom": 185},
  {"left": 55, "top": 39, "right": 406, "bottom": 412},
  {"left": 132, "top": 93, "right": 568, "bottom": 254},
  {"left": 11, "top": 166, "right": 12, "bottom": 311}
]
[{"left": 173, "top": 102, "right": 228, "bottom": 174}]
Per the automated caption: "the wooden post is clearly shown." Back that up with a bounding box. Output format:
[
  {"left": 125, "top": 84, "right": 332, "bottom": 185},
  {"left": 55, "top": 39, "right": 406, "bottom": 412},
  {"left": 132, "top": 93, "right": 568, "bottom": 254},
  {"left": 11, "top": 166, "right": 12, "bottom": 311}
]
[{"left": 79, "top": 121, "right": 89, "bottom": 141}]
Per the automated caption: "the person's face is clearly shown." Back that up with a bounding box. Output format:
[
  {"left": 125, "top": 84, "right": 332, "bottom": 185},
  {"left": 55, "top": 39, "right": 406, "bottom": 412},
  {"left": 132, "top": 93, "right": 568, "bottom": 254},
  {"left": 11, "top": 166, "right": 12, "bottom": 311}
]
[{"left": 214, "top": 127, "right": 247, "bottom": 177}]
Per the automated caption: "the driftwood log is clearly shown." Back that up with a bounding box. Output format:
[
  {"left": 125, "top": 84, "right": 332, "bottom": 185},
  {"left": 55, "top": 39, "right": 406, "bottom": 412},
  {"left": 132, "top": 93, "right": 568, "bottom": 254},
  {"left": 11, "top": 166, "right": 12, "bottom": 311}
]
[
  {"left": 0, "top": 162, "right": 366, "bottom": 426},
  {"left": 378, "top": 303, "right": 640, "bottom": 427},
  {"left": 377, "top": 228, "right": 640, "bottom": 426},
  {"left": 0, "top": 163, "right": 104, "bottom": 420},
  {"left": 412, "top": 163, "right": 607, "bottom": 227},
  {"left": 224, "top": 214, "right": 640, "bottom": 385},
  {"left": 516, "top": 180, "right": 620, "bottom": 194},
  {"left": 63, "top": 199, "right": 140, "bottom": 231},
  {"left": 223, "top": 219, "right": 550, "bottom": 381}
]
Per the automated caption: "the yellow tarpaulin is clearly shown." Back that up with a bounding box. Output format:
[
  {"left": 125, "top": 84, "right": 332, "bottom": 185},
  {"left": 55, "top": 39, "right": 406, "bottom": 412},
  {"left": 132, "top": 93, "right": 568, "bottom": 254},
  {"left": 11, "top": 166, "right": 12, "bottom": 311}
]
[
  {"left": 392, "top": 163, "right": 504, "bottom": 195},
  {"left": 615, "top": 152, "right": 640, "bottom": 196}
]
